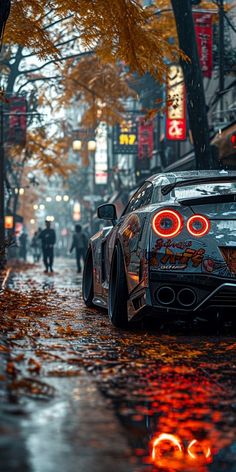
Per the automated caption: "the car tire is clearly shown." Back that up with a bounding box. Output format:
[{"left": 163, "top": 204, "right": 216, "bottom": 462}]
[
  {"left": 108, "top": 243, "right": 128, "bottom": 328},
  {"left": 82, "top": 248, "right": 94, "bottom": 307}
]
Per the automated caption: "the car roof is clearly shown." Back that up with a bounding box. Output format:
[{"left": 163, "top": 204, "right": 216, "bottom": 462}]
[{"left": 148, "top": 170, "right": 236, "bottom": 186}]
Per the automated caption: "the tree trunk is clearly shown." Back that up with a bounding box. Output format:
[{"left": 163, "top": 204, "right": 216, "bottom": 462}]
[{"left": 170, "top": 0, "right": 215, "bottom": 169}]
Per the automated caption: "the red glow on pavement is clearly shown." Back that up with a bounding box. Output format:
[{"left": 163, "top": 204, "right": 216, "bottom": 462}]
[
  {"left": 150, "top": 433, "right": 213, "bottom": 470},
  {"left": 187, "top": 439, "right": 212, "bottom": 463},
  {"left": 151, "top": 433, "right": 183, "bottom": 468}
]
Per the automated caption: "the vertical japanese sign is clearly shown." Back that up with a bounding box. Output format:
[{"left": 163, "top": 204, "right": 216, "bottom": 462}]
[
  {"left": 138, "top": 118, "right": 154, "bottom": 159},
  {"left": 95, "top": 122, "right": 108, "bottom": 185},
  {"left": 166, "top": 65, "right": 186, "bottom": 141},
  {"left": 7, "top": 96, "right": 27, "bottom": 145},
  {"left": 194, "top": 13, "right": 213, "bottom": 79}
]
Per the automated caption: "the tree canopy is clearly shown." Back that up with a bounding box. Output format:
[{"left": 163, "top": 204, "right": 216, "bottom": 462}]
[{"left": 4, "top": 0, "right": 182, "bottom": 82}]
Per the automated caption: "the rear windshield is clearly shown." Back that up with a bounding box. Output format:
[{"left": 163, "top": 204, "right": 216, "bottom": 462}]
[{"left": 173, "top": 182, "right": 236, "bottom": 199}]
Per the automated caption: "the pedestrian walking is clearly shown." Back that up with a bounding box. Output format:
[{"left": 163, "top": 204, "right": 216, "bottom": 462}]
[
  {"left": 19, "top": 231, "right": 28, "bottom": 261},
  {"left": 70, "top": 224, "right": 88, "bottom": 273},
  {"left": 31, "top": 229, "right": 42, "bottom": 262},
  {"left": 38, "top": 221, "right": 56, "bottom": 273}
]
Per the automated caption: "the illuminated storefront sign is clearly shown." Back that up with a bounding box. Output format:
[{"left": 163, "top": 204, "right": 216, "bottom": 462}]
[
  {"left": 73, "top": 202, "right": 81, "bottom": 221},
  {"left": 95, "top": 123, "right": 108, "bottom": 185},
  {"left": 5, "top": 215, "right": 14, "bottom": 229},
  {"left": 113, "top": 119, "right": 138, "bottom": 154},
  {"left": 166, "top": 65, "right": 186, "bottom": 141}
]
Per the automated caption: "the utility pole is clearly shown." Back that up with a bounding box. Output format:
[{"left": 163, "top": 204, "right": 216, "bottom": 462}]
[
  {"left": 0, "top": 0, "right": 11, "bottom": 268},
  {"left": 219, "top": 0, "right": 225, "bottom": 115},
  {"left": 0, "top": 101, "right": 5, "bottom": 268},
  {"left": 171, "top": 0, "right": 215, "bottom": 169}
]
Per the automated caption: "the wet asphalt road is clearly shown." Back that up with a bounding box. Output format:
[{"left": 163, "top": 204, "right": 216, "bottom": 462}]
[{"left": 1, "top": 258, "right": 236, "bottom": 472}]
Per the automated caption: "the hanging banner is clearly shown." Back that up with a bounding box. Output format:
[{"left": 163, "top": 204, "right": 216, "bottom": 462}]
[
  {"left": 138, "top": 118, "right": 154, "bottom": 159},
  {"left": 194, "top": 13, "right": 213, "bottom": 79},
  {"left": 7, "top": 96, "right": 27, "bottom": 145},
  {"left": 166, "top": 65, "right": 186, "bottom": 141}
]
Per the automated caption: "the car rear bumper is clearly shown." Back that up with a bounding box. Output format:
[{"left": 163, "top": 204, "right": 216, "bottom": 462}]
[{"left": 148, "top": 271, "right": 236, "bottom": 313}]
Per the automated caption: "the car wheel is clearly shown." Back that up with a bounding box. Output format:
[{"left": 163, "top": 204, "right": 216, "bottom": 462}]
[
  {"left": 82, "top": 248, "right": 94, "bottom": 307},
  {"left": 108, "top": 243, "right": 128, "bottom": 328}
]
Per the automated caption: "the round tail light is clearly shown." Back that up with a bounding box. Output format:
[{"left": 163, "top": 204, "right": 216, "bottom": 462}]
[
  {"left": 152, "top": 209, "right": 184, "bottom": 238},
  {"left": 187, "top": 214, "right": 210, "bottom": 237}
]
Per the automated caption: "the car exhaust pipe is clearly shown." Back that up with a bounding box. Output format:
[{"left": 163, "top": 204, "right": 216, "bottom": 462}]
[
  {"left": 156, "top": 286, "right": 176, "bottom": 306},
  {"left": 177, "top": 288, "right": 196, "bottom": 307}
]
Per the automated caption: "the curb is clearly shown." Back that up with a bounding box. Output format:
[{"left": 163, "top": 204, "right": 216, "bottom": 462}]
[
  {"left": 0, "top": 267, "right": 11, "bottom": 291},
  {"left": 0, "top": 268, "right": 12, "bottom": 402}
]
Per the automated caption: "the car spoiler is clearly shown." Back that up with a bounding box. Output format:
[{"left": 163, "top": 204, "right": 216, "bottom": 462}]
[
  {"left": 161, "top": 175, "right": 236, "bottom": 196},
  {"left": 179, "top": 193, "right": 236, "bottom": 206}
]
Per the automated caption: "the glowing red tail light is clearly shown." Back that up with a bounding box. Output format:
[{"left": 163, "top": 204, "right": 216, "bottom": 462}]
[
  {"left": 187, "top": 214, "right": 210, "bottom": 237},
  {"left": 152, "top": 209, "right": 184, "bottom": 238}
]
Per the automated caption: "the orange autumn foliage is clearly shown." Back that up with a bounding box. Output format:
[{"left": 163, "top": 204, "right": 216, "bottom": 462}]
[
  {"left": 3, "top": 0, "right": 182, "bottom": 82},
  {"left": 58, "top": 56, "right": 137, "bottom": 127},
  {"left": 8, "top": 129, "right": 76, "bottom": 179}
]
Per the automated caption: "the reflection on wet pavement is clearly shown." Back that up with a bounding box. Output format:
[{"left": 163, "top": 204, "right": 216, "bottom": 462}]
[{"left": 1, "top": 259, "right": 236, "bottom": 471}]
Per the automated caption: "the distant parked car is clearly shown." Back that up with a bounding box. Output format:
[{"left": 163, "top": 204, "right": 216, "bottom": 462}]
[{"left": 82, "top": 171, "right": 236, "bottom": 327}]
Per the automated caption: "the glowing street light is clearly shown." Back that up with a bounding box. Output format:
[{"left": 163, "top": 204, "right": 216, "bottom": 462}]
[
  {"left": 33, "top": 204, "right": 38, "bottom": 210},
  {"left": 87, "top": 140, "right": 96, "bottom": 152},
  {"left": 72, "top": 140, "right": 82, "bottom": 151},
  {"left": 55, "top": 195, "right": 62, "bottom": 202},
  {"left": 39, "top": 204, "right": 45, "bottom": 210},
  {"left": 46, "top": 197, "right": 52, "bottom": 202},
  {"left": 45, "top": 215, "right": 55, "bottom": 222},
  {"left": 15, "top": 187, "right": 25, "bottom": 195},
  {"left": 63, "top": 195, "right": 69, "bottom": 202},
  {"left": 30, "top": 219, "right": 35, "bottom": 224}
]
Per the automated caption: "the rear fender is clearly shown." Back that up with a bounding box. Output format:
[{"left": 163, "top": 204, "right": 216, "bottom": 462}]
[{"left": 116, "top": 211, "right": 150, "bottom": 294}]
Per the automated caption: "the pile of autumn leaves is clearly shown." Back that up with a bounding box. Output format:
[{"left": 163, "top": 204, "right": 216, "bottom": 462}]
[{"left": 0, "top": 287, "right": 85, "bottom": 398}]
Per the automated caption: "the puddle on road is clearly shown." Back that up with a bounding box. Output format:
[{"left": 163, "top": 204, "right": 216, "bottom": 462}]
[{"left": 1, "top": 263, "right": 236, "bottom": 471}]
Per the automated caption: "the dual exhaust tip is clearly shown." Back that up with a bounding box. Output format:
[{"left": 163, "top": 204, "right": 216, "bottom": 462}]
[{"left": 156, "top": 286, "right": 197, "bottom": 308}]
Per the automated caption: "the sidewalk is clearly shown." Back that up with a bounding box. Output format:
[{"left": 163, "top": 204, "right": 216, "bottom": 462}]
[{"left": 0, "top": 259, "right": 133, "bottom": 472}]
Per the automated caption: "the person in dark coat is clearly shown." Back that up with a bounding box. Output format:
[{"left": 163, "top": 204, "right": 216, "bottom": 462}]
[
  {"left": 31, "top": 229, "right": 42, "bottom": 262},
  {"left": 38, "top": 221, "right": 56, "bottom": 273},
  {"left": 19, "top": 231, "right": 28, "bottom": 261},
  {"left": 70, "top": 224, "right": 88, "bottom": 273}
]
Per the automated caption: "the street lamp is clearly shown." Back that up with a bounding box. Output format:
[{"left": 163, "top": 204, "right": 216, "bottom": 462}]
[
  {"left": 14, "top": 187, "right": 25, "bottom": 195},
  {"left": 72, "top": 140, "right": 82, "bottom": 152},
  {"left": 87, "top": 140, "right": 96, "bottom": 152},
  {"left": 55, "top": 195, "right": 62, "bottom": 202}
]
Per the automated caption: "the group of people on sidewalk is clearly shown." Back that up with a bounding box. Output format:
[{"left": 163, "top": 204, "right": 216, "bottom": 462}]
[{"left": 30, "top": 221, "right": 88, "bottom": 274}]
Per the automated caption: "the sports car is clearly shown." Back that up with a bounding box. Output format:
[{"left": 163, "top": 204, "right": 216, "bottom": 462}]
[{"left": 82, "top": 171, "right": 236, "bottom": 327}]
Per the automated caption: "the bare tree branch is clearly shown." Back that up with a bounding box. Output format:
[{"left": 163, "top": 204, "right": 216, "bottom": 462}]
[
  {"left": 43, "top": 14, "right": 73, "bottom": 31},
  {"left": 17, "top": 75, "right": 61, "bottom": 93},
  {"left": 54, "top": 36, "right": 81, "bottom": 49},
  {"left": 18, "top": 50, "right": 95, "bottom": 76}
]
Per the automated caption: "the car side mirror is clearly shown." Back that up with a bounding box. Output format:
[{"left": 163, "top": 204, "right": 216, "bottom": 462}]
[{"left": 97, "top": 204, "right": 117, "bottom": 224}]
